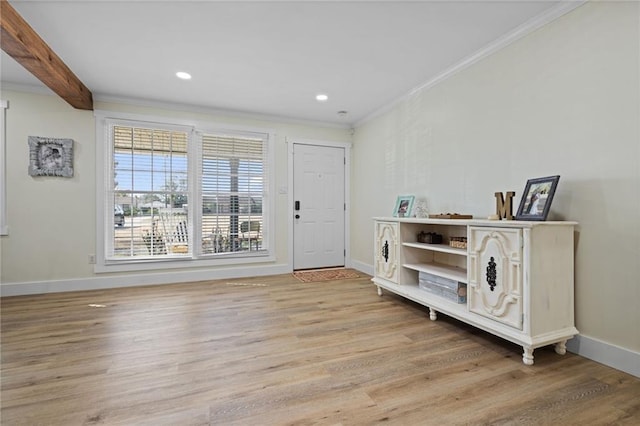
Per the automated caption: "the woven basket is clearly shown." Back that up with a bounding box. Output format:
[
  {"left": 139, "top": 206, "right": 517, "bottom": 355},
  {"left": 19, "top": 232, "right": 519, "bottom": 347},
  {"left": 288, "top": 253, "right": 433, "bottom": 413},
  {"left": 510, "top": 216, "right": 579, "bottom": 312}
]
[{"left": 449, "top": 237, "right": 467, "bottom": 249}]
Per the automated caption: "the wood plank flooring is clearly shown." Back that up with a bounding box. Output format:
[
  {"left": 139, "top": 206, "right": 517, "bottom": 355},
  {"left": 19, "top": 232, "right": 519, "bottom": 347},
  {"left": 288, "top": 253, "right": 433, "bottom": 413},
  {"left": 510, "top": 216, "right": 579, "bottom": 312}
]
[{"left": 1, "top": 273, "right": 639, "bottom": 425}]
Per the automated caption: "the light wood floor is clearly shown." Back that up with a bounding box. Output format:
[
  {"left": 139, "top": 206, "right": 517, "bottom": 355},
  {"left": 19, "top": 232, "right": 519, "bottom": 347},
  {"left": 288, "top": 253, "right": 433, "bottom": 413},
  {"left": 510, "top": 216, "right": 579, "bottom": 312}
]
[{"left": 1, "top": 273, "right": 639, "bottom": 425}]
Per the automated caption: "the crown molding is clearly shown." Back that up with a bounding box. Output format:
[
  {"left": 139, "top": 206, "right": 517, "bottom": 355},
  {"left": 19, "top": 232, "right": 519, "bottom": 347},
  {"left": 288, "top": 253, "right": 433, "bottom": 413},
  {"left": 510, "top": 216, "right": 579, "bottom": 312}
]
[
  {"left": 1, "top": 84, "right": 351, "bottom": 130},
  {"left": 94, "top": 94, "right": 352, "bottom": 130}
]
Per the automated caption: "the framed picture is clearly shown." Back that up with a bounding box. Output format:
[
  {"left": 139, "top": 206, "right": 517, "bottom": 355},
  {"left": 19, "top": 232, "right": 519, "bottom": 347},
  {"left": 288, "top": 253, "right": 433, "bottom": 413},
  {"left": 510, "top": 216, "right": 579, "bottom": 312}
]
[
  {"left": 28, "top": 136, "right": 74, "bottom": 177},
  {"left": 393, "top": 195, "right": 415, "bottom": 217},
  {"left": 515, "top": 175, "right": 560, "bottom": 221}
]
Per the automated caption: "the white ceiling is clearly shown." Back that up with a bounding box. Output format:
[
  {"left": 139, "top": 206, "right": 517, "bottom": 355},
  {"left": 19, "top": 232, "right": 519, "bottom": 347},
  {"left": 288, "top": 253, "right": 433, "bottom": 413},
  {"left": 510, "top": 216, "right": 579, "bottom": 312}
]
[{"left": 1, "top": 1, "right": 571, "bottom": 126}]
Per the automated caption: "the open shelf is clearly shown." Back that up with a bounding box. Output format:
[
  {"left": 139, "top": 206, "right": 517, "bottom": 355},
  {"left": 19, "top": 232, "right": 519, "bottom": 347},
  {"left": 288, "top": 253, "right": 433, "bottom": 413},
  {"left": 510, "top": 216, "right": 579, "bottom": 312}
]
[
  {"left": 402, "top": 242, "right": 467, "bottom": 256},
  {"left": 404, "top": 285, "right": 468, "bottom": 314},
  {"left": 403, "top": 262, "right": 467, "bottom": 283}
]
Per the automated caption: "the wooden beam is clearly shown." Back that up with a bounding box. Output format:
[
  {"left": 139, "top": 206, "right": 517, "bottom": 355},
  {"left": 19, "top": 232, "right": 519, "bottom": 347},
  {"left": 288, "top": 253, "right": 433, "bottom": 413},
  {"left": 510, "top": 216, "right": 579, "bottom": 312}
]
[{"left": 0, "top": 0, "right": 93, "bottom": 110}]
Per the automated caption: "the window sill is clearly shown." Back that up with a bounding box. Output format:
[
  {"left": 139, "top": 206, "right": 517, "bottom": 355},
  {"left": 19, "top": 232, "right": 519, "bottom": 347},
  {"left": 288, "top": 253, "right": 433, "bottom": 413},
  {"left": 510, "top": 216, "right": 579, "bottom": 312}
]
[{"left": 95, "top": 251, "right": 274, "bottom": 273}]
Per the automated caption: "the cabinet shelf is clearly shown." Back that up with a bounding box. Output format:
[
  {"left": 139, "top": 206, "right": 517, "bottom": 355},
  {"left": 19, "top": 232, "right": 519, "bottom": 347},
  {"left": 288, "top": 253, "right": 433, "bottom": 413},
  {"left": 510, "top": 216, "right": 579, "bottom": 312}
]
[
  {"left": 373, "top": 277, "right": 467, "bottom": 316},
  {"left": 403, "top": 242, "right": 467, "bottom": 256},
  {"left": 405, "top": 285, "right": 467, "bottom": 315},
  {"left": 403, "top": 262, "right": 467, "bottom": 283}
]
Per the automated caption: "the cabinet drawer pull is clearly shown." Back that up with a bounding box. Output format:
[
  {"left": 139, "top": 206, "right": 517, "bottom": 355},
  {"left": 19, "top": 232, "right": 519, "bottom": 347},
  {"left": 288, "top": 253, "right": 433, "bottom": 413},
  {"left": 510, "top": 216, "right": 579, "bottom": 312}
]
[{"left": 486, "top": 256, "right": 497, "bottom": 291}]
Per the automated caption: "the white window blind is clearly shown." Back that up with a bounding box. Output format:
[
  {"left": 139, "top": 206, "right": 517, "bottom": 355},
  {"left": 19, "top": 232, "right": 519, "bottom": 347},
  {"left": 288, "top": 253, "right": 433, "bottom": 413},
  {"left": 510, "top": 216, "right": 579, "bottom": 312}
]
[
  {"left": 108, "top": 121, "right": 191, "bottom": 259},
  {"left": 199, "top": 131, "right": 267, "bottom": 255}
]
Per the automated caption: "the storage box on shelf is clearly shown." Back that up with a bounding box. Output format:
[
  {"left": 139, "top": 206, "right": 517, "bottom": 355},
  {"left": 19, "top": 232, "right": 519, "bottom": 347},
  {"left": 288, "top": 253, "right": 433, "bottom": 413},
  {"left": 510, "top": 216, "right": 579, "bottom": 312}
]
[
  {"left": 418, "top": 271, "right": 467, "bottom": 304},
  {"left": 372, "top": 217, "right": 578, "bottom": 365}
]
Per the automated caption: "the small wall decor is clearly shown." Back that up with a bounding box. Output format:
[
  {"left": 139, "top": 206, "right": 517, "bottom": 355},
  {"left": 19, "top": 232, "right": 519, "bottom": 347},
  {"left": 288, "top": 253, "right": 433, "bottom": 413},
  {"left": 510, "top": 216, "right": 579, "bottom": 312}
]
[
  {"left": 515, "top": 175, "right": 560, "bottom": 221},
  {"left": 393, "top": 195, "right": 415, "bottom": 217},
  {"left": 28, "top": 136, "right": 74, "bottom": 177}
]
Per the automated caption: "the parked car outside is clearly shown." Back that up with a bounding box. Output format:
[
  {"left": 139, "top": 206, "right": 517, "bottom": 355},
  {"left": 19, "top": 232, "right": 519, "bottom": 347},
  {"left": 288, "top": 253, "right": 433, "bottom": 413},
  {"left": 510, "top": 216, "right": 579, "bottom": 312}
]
[{"left": 114, "top": 204, "right": 125, "bottom": 226}]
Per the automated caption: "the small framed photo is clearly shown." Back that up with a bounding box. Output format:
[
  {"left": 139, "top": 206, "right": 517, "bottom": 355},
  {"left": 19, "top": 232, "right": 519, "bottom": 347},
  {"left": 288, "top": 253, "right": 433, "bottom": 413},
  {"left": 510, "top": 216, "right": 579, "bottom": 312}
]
[
  {"left": 515, "top": 175, "right": 560, "bottom": 221},
  {"left": 393, "top": 195, "right": 415, "bottom": 217},
  {"left": 28, "top": 136, "right": 74, "bottom": 177}
]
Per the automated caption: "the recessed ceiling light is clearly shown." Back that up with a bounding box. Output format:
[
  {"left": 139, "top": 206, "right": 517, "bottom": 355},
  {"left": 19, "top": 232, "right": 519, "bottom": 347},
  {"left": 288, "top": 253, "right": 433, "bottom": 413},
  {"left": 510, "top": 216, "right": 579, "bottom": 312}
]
[
  {"left": 176, "top": 71, "right": 192, "bottom": 80},
  {"left": 316, "top": 94, "right": 328, "bottom": 102}
]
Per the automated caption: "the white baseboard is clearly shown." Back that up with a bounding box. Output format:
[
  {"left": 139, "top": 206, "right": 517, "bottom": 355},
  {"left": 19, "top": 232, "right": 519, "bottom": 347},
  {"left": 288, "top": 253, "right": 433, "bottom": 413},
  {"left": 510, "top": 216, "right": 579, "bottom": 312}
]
[
  {"left": 0, "top": 263, "right": 291, "bottom": 297},
  {"left": 566, "top": 334, "right": 640, "bottom": 378},
  {"left": 350, "top": 259, "right": 374, "bottom": 277}
]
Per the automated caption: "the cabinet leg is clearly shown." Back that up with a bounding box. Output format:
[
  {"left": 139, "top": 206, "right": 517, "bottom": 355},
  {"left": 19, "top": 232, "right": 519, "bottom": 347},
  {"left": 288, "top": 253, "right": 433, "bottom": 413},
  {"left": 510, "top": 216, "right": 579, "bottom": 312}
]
[
  {"left": 377, "top": 286, "right": 383, "bottom": 297},
  {"left": 522, "top": 347, "right": 534, "bottom": 365},
  {"left": 554, "top": 340, "right": 567, "bottom": 355},
  {"left": 428, "top": 307, "right": 437, "bottom": 321}
]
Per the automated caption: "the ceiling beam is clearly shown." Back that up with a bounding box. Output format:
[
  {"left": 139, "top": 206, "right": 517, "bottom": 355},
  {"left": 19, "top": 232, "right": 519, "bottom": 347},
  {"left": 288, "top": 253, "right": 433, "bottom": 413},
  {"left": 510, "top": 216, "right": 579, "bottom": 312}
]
[{"left": 0, "top": 0, "right": 93, "bottom": 110}]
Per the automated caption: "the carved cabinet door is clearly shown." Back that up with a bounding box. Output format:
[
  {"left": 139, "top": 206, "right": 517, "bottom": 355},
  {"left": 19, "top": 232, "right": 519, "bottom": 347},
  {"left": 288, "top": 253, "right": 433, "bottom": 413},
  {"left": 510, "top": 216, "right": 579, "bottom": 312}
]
[
  {"left": 468, "top": 227, "right": 523, "bottom": 329},
  {"left": 374, "top": 222, "right": 398, "bottom": 283}
]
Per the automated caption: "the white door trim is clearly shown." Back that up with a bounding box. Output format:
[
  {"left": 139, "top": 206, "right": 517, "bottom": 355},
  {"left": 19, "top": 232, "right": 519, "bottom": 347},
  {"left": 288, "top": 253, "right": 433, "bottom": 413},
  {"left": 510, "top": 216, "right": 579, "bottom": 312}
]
[{"left": 287, "top": 137, "right": 352, "bottom": 271}]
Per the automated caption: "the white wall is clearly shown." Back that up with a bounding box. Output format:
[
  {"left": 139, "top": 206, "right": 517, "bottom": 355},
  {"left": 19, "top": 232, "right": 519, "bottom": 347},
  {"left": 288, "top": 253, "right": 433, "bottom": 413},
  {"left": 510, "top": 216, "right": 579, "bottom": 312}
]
[
  {"left": 351, "top": 0, "right": 639, "bottom": 360},
  {"left": 0, "top": 91, "right": 351, "bottom": 288}
]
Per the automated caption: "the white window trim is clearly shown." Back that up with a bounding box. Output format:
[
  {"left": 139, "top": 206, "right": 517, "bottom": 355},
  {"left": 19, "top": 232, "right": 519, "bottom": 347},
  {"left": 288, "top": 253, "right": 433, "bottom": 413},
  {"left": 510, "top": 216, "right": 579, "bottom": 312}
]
[
  {"left": 94, "top": 110, "right": 275, "bottom": 273},
  {"left": 0, "top": 100, "right": 8, "bottom": 236}
]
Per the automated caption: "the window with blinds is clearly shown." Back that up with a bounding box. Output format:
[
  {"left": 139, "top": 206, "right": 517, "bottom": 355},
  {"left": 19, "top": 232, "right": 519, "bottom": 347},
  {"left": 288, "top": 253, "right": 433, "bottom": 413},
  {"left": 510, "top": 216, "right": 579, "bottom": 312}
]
[
  {"left": 108, "top": 122, "right": 190, "bottom": 259},
  {"left": 102, "top": 116, "right": 270, "bottom": 264},
  {"left": 200, "top": 132, "right": 267, "bottom": 255}
]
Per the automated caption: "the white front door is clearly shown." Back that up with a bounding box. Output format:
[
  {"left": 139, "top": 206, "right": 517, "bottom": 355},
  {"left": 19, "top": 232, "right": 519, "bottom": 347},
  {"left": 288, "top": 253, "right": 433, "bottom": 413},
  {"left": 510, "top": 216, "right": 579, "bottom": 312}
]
[{"left": 293, "top": 143, "right": 345, "bottom": 270}]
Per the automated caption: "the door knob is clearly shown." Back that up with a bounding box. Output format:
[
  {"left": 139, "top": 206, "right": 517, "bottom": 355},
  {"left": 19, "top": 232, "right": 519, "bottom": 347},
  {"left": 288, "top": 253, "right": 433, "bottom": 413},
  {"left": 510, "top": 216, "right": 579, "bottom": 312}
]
[{"left": 295, "top": 214, "right": 300, "bottom": 219}]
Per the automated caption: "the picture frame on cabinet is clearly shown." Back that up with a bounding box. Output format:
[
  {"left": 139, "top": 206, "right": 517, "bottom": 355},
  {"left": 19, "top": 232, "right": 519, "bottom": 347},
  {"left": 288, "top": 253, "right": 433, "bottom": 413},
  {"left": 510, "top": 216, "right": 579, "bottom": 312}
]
[
  {"left": 393, "top": 195, "right": 415, "bottom": 217},
  {"left": 515, "top": 175, "right": 560, "bottom": 221}
]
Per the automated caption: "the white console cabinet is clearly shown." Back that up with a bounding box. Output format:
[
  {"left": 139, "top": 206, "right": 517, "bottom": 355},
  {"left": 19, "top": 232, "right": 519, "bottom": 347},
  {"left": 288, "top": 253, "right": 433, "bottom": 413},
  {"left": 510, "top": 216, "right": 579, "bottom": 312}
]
[{"left": 372, "top": 217, "right": 578, "bottom": 365}]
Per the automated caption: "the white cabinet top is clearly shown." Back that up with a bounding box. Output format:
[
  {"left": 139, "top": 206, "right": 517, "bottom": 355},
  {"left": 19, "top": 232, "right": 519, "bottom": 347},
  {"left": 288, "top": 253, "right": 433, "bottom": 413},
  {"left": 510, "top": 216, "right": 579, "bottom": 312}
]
[{"left": 373, "top": 217, "right": 577, "bottom": 228}]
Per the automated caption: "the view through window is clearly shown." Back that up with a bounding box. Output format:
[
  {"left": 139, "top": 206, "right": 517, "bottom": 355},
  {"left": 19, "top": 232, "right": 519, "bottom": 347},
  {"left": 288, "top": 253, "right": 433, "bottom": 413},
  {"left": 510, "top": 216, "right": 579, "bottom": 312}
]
[{"left": 111, "top": 125, "right": 189, "bottom": 258}]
